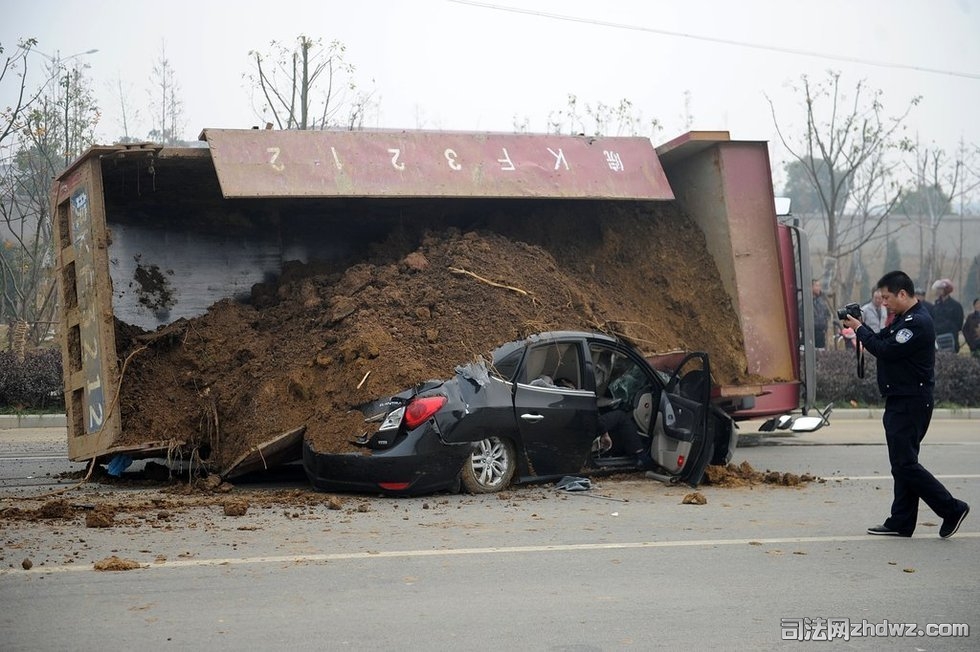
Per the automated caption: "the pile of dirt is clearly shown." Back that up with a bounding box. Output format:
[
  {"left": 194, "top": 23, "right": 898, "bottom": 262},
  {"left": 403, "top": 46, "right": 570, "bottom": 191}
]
[
  {"left": 85, "top": 508, "right": 115, "bottom": 528},
  {"left": 0, "top": 486, "right": 382, "bottom": 528},
  {"left": 0, "top": 499, "right": 77, "bottom": 521},
  {"left": 681, "top": 491, "right": 708, "bottom": 505},
  {"left": 703, "top": 461, "right": 818, "bottom": 488},
  {"left": 93, "top": 555, "right": 141, "bottom": 571},
  {"left": 111, "top": 202, "right": 758, "bottom": 472}
]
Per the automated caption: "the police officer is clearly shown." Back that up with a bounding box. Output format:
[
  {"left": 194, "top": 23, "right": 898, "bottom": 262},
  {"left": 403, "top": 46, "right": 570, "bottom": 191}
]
[{"left": 843, "top": 270, "right": 969, "bottom": 538}]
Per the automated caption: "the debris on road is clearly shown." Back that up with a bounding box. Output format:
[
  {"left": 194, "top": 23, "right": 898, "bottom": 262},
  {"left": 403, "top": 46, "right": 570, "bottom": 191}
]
[
  {"left": 703, "top": 461, "right": 818, "bottom": 488},
  {"left": 682, "top": 492, "right": 708, "bottom": 505},
  {"left": 93, "top": 556, "right": 141, "bottom": 571}
]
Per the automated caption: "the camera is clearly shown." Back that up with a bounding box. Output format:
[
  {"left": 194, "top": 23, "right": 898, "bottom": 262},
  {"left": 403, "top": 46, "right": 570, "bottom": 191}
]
[{"left": 836, "top": 302, "right": 861, "bottom": 321}]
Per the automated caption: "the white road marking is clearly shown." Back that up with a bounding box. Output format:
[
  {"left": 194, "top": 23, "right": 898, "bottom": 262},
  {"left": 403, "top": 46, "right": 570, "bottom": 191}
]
[
  {"left": 6, "top": 532, "right": 978, "bottom": 576},
  {"left": 828, "top": 474, "right": 980, "bottom": 481}
]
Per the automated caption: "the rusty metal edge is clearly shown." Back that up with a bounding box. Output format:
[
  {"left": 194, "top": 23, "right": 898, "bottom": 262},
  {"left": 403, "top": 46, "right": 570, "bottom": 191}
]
[
  {"left": 221, "top": 426, "right": 307, "bottom": 479},
  {"left": 67, "top": 439, "right": 185, "bottom": 463}
]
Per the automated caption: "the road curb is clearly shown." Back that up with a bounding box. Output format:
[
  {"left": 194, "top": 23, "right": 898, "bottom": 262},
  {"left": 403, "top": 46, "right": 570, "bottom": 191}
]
[
  {"left": 825, "top": 408, "right": 979, "bottom": 420},
  {"left": 0, "top": 414, "right": 68, "bottom": 429}
]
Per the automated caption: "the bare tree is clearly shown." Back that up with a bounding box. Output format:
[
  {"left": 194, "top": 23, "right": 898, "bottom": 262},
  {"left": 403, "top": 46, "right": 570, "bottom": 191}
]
[
  {"left": 111, "top": 74, "right": 142, "bottom": 143},
  {"left": 511, "top": 114, "right": 530, "bottom": 134},
  {"left": 246, "top": 35, "right": 374, "bottom": 131},
  {"left": 838, "top": 147, "right": 904, "bottom": 298},
  {"left": 147, "top": 41, "right": 185, "bottom": 144},
  {"left": 768, "top": 71, "right": 919, "bottom": 303},
  {"left": 898, "top": 138, "right": 980, "bottom": 288},
  {"left": 1, "top": 39, "right": 41, "bottom": 350},
  {"left": 547, "top": 94, "right": 661, "bottom": 138},
  {"left": 679, "top": 89, "right": 694, "bottom": 131},
  {"left": 0, "top": 39, "right": 99, "bottom": 347},
  {"left": 1, "top": 39, "right": 43, "bottom": 147}
]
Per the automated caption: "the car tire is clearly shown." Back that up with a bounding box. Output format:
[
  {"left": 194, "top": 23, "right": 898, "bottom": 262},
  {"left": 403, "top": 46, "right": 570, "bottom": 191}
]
[{"left": 460, "top": 436, "right": 516, "bottom": 494}]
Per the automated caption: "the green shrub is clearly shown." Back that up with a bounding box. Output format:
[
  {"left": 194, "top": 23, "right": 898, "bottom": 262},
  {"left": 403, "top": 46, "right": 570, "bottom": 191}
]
[
  {"left": 0, "top": 349, "right": 65, "bottom": 411},
  {"left": 814, "top": 349, "right": 980, "bottom": 407},
  {"left": 933, "top": 352, "right": 980, "bottom": 406}
]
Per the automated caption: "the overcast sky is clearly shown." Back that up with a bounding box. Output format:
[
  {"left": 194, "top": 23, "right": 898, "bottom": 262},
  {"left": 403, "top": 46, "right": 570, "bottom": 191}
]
[{"left": 4, "top": 0, "right": 980, "bottom": 183}]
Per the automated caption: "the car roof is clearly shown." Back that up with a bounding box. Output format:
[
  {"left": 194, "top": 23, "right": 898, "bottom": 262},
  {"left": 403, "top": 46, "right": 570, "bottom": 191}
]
[
  {"left": 525, "top": 330, "right": 617, "bottom": 345},
  {"left": 490, "top": 330, "right": 620, "bottom": 362}
]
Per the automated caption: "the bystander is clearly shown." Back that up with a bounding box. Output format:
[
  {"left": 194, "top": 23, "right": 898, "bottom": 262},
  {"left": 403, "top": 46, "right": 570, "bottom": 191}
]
[
  {"left": 811, "top": 279, "right": 831, "bottom": 349},
  {"left": 964, "top": 297, "right": 980, "bottom": 358},
  {"left": 931, "top": 279, "right": 964, "bottom": 352},
  {"left": 861, "top": 290, "right": 888, "bottom": 333}
]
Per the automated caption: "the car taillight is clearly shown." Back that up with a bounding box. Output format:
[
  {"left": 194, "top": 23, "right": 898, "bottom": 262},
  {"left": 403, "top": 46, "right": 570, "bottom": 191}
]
[
  {"left": 403, "top": 396, "right": 447, "bottom": 430},
  {"left": 378, "top": 482, "right": 411, "bottom": 491},
  {"left": 677, "top": 454, "right": 685, "bottom": 468}
]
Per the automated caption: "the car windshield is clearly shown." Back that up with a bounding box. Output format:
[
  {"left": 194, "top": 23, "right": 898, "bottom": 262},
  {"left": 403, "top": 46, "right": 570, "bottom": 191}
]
[{"left": 608, "top": 361, "right": 648, "bottom": 401}]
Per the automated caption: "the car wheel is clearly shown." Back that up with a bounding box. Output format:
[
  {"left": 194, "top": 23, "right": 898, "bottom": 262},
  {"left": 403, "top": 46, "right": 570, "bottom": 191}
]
[{"left": 460, "top": 436, "right": 516, "bottom": 494}]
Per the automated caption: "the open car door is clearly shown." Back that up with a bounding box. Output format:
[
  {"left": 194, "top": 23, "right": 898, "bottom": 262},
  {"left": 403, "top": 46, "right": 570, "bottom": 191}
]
[{"left": 648, "top": 352, "right": 714, "bottom": 485}]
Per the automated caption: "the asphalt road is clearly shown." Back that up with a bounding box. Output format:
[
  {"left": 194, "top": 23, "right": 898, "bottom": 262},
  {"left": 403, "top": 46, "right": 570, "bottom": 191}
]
[{"left": 1, "top": 418, "right": 978, "bottom": 651}]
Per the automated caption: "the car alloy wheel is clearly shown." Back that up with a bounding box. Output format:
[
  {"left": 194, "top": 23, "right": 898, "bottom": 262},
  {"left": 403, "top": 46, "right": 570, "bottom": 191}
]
[{"left": 460, "top": 436, "right": 516, "bottom": 493}]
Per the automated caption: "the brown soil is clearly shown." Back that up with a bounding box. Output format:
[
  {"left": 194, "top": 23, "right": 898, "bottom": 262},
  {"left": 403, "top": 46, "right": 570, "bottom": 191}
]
[
  {"left": 84, "top": 507, "right": 115, "bottom": 528},
  {"left": 93, "top": 555, "right": 141, "bottom": 571},
  {"left": 681, "top": 491, "right": 708, "bottom": 505},
  {"left": 222, "top": 500, "right": 249, "bottom": 517},
  {"left": 35, "top": 499, "right": 75, "bottom": 519},
  {"left": 703, "top": 461, "right": 819, "bottom": 488},
  {"left": 0, "top": 485, "right": 380, "bottom": 527},
  {"left": 111, "top": 202, "right": 758, "bottom": 473}
]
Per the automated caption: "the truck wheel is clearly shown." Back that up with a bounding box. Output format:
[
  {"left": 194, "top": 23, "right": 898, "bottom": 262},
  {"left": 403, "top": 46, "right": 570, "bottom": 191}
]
[{"left": 460, "top": 436, "right": 516, "bottom": 493}]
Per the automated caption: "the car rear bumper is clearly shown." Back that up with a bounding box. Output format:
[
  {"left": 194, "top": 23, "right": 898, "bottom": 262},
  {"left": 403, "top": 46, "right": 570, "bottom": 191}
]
[{"left": 301, "top": 437, "right": 472, "bottom": 496}]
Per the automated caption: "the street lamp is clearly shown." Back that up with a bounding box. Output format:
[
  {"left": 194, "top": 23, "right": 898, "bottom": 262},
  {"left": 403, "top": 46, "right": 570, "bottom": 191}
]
[{"left": 31, "top": 48, "right": 99, "bottom": 64}]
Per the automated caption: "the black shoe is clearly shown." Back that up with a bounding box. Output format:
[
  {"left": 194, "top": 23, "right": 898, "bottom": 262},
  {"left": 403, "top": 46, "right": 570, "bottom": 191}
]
[
  {"left": 867, "top": 525, "right": 912, "bottom": 537},
  {"left": 940, "top": 502, "right": 969, "bottom": 539},
  {"left": 634, "top": 452, "right": 654, "bottom": 470}
]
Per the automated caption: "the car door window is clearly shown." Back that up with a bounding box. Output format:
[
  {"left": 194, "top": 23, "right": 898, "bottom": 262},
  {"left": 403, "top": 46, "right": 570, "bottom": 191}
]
[{"left": 523, "top": 341, "right": 582, "bottom": 389}]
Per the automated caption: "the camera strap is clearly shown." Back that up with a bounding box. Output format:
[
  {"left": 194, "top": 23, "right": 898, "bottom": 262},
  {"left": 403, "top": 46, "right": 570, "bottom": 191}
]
[{"left": 855, "top": 341, "right": 865, "bottom": 379}]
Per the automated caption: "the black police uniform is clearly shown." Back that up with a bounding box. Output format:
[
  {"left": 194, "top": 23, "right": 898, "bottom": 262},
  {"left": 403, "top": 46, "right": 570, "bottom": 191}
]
[{"left": 855, "top": 301, "right": 963, "bottom": 534}]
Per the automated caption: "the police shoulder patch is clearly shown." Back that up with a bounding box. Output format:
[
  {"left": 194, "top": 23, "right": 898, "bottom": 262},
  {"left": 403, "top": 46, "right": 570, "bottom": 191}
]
[{"left": 896, "top": 328, "right": 913, "bottom": 343}]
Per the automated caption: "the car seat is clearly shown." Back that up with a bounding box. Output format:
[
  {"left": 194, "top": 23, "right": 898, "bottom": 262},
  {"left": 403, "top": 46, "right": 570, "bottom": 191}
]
[
  {"left": 632, "top": 390, "right": 654, "bottom": 435},
  {"left": 593, "top": 350, "right": 612, "bottom": 395}
]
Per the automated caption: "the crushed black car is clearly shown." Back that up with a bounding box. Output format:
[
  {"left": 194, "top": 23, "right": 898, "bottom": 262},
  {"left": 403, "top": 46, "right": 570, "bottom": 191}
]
[{"left": 303, "top": 331, "right": 736, "bottom": 496}]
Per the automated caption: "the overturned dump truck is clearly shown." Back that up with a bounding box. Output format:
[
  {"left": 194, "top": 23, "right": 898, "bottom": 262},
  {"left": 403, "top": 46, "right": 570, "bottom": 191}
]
[{"left": 50, "top": 128, "right": 813, "bottom": 483}]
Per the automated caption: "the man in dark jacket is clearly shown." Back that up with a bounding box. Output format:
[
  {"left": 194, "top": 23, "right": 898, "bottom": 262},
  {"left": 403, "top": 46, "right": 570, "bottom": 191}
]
[
  {"left": 930, "top": 279, "right": 964, "bottom": 352},
  {"left": 964, "top": 297, "right": 980, "bottom": 358},
  {"left": 843, "top": 270, "right": 969, "bottom": 538}
]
